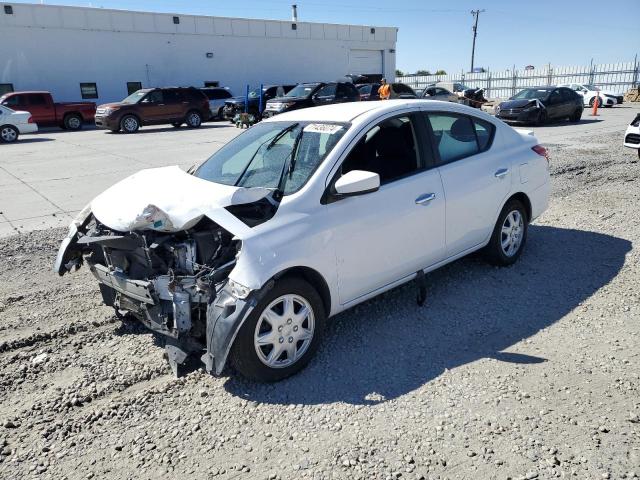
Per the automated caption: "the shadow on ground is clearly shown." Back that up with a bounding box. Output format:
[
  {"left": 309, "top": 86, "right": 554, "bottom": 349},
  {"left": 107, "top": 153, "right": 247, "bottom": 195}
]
[
  {"left": 103, "top": 123, "right": 230, "bottom": 135},
  {"left": 224, "top": 225, "right": 630, "bottom": 405}
]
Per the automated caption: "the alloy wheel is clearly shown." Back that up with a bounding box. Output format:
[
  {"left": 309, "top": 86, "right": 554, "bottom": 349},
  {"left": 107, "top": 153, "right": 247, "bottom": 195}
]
[
  {"left": 253, "top": 294, "right": 315, "bottom": 369},
  {"left": 501, "top": 210, "right": 524, "bottom": 257},
  {"left": 1, "top": 126, "right": 17, "bottom": 142}
]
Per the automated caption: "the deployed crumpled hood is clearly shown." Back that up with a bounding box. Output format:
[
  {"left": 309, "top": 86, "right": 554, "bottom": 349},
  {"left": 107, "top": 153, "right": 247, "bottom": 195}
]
[
  {"left": 500, "top": 98, "right": 539, "bottom": 109},
  {"left": 90, "top": 166, "right": 271, "bottom": 236}
]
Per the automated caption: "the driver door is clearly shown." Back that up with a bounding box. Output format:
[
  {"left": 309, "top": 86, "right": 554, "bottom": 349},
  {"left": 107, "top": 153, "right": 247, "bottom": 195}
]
[
  {"left": 138, "top": 90, "right": 168, "bottom": 123},
  {"left": 326, "top": 113, "right": 446, "bottom": 305}
]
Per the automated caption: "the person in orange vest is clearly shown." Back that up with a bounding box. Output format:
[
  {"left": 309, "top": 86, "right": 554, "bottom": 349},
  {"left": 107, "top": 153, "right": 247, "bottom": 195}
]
[{"left": 378, "top": 78, "right": 391, "bottom": 100}]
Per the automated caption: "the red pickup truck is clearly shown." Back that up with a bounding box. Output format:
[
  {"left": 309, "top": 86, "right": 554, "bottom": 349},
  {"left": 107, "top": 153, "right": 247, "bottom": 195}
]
[{"left": 0, "top": 91, "right": 96, "bottom": 130}]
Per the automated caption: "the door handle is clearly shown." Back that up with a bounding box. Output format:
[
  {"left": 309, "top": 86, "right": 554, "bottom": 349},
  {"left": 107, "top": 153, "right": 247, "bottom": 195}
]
[
  {"left": 494, "top": 168, "right": 509, "bottom": 178},
  {"left": 415, "top": 193, "right": 436, "bottom": 205}
]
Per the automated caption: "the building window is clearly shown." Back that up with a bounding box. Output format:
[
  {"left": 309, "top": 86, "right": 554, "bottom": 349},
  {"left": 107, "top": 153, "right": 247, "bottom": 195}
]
[
  {"left": 80, "top": 83, "right": 98, "bottom": 99},
  {"left": 291, "top": 23, "right": 297, "bottom": 30},
  {"left": 0, "top": 83, "right": 14, "bottom": 95},
  {"left": 4, "top": 5, "right": 13, "bottom": 14},
  {"left": 127, "top": 82, "right": 142, "bottom": 95},
  {"left": 370, "top": 27, "right": 375, "bottom": 34},
  {"left": 173, "top": 16, "right": 180, "bottom": 24},
  {"left": 204, "top": 81, "right": 219, "bottom": 87}
]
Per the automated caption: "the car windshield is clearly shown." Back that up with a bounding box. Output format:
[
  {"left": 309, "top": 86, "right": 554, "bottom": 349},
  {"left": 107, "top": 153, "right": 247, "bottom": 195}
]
[
  {"left": 584, "top": 84, "right": 600, "bottom": 91},
  {"left": 194, "top": 121, "right": 347, "bottom": 195},
  {"left": 0, "top": 105, "right": 16, "bottom": 113},
  {"left": 511, "top": 89, "right": 550, "bottom": 100},
  {"left": 357, "top": 84, "right": 372, "bottom": 94},
  {"left": 285, "top": 84, "right": 319, "bottom": 98},
  {"left": 121, "top": 90, "right": 148, "bottom": 104}
]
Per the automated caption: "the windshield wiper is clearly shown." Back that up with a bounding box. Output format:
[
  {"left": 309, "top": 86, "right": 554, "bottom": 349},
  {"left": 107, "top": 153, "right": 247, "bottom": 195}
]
[
  {"left": 267, "top": 123, "right": 299, "bottom": 150},
  {"left": 274, "top": 127, "right": 304, "bottom": 201}
]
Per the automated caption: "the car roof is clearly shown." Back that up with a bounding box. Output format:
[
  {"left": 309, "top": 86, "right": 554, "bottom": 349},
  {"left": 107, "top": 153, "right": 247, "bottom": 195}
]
[
  {"left": 263, "top": 99, "right": 496, "bottom": 125},
  {"left": 2, "top": 91, "right": 49, "bottom": 95}
]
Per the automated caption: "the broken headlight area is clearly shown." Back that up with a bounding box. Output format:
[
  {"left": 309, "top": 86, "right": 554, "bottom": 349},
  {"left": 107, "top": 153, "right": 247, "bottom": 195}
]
[{"left": 57, "top": 214, "right": 256, "bottom": 375}]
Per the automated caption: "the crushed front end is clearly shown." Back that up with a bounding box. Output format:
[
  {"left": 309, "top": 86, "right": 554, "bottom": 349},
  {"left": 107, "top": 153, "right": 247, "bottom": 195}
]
[{"left": 55, "top": 212, "right": 263, "bottom": 376}]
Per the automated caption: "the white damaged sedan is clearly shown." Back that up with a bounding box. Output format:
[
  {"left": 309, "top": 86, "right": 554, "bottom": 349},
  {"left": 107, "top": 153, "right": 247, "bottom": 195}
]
[{"left": 55, "top": 100, "right": 550, "bottom": 381}]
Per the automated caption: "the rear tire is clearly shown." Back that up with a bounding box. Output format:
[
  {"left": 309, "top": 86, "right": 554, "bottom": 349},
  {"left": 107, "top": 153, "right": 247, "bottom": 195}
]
[
  {"left": 230, "top": 276, "right": 326, "bottom": 382},
  {"left": 120, "top": 115, "right": 140, "bottom": 134},
  {"left": 570, "top": 108, "right": 582, "bottom": 122},
  {"left": 0, "top": 125, "right": 19, "bottom": 143},
  {"left": 64, "top": 114, "right": 83, "bottom": 130},
  {"left": 185, "top": 110, "right": 202, "bottom": 128},
  {"left": 589, "top": 97, "right": 603, "bottom": 108},
  {"left": 484, "top": 199, "right": 528, "bottom": 266}
]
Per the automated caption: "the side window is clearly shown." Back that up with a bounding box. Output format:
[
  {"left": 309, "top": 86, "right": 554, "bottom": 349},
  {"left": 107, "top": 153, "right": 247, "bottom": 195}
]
[
  {"left": 341, "top": 115, "right": 421, "bottom": 184},
  {"left": 315, "top": 84, "right": 336, "bottom": 98},
  {"left": 28, "top": 94, "right": 47, "bottom": 105},
  {"left": 3, "top": 95, "right": 24, "bottom": 107},
  {"left": 473, "top": 117, "right": 495, "bottom": 152},
  {"left": 275, "top": 86, "right": 285, "bottom": 97},
  {"left": 143, "top": 90, "right": 163, "bottom": 103},
  {"left": 164, "top": 90, "right": 181, "bottom": 103},
  {"left": 0, "top": 84, "right": 14, "bottom": 95},
  {"left": 426, "top": 113, "right": 481, "bottom": 163},
  {"left": 548, "top": 90, "right": 562, "bottom": 105}
]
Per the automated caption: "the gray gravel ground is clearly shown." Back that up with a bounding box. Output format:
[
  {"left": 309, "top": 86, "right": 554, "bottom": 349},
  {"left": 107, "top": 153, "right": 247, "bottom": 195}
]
[{"left": 1, "top": 126, "right": 639, "bottom": 480}]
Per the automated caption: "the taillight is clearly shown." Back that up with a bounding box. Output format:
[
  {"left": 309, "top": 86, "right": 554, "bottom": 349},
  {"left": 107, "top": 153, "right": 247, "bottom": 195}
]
[
  {"left": 532, "top": 144, "right": 549, "bottom": 163},
  {"left": 28, "top": 115, "right": 34, "bottom": 124}
]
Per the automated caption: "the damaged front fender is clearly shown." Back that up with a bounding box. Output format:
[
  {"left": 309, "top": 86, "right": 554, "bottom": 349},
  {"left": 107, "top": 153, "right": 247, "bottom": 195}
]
[{"left": 202, "top": 280, "right": 274, "bottom": 375}]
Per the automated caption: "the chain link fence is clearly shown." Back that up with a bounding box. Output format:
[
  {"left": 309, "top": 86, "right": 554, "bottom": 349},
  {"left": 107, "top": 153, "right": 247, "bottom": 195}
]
[{"left": 397, "top": 58, "right": 640, "bottom": 99}]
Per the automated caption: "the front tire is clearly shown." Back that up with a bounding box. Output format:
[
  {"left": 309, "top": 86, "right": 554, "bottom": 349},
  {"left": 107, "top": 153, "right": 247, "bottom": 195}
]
[
  {"left": 64, "top": 114, "right": 83, "bottom": 130},
  {"left": 0, "top": 125, "right": 19, "bottom": 143},
  {"left": 484, "top": 199, "right": 528, "bottom": 266},
  {"left": 230, "top": 277, "right": 326, "bottom": 382},
  {"left": 570, "top": 108, "right": 582, "bottom": 122},
  {"left": 120, "top": 115, "right": 140, "bottom": 134},
  {"left": 185, "top": 110, "right": 202, "bottom": 128},
  {"left": 535, "top": 111, "right": 547, "bottom": 126}
]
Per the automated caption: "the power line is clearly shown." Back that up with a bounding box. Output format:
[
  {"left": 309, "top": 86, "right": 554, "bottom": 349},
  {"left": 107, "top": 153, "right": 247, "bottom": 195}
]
[{"left": 470, "top": 9, "right": 485, "bottom": 73}]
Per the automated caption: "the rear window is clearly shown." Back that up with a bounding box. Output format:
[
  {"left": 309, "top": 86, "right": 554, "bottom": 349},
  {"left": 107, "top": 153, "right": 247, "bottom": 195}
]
[{"left": 426, "top": 112, "right": 495, "bottom": 163}]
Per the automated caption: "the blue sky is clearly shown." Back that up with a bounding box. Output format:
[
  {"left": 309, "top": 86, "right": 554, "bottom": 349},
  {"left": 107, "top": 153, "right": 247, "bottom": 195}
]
[{"left": 14, "top": 0, "right": 639, "bottom": 74}]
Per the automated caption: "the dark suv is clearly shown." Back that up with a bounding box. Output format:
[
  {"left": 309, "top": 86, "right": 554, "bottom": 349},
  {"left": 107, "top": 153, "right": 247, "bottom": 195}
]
[
  {"left": 95, "top": 87, "right": 211, "bottom": 133},
  {"left": 223, "top": 85, "right": 296, "bottom": 121},
  {"left": 263, "top": 82, "right": 360, "bottom": 118}
]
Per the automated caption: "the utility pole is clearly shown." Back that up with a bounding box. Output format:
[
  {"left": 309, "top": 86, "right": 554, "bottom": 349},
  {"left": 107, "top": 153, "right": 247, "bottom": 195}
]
[{"left": 470, "top": 9, "right": 485, "bottom": 73}]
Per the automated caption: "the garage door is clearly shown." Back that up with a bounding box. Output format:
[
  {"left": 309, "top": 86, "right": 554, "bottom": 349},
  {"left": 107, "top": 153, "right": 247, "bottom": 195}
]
[{"left": 349, "top": 49, "right": 383, "bottom": 76}]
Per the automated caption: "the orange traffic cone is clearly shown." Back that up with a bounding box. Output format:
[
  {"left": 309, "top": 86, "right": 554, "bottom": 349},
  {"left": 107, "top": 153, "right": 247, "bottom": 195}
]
[{"left": 591, "top": 91, "right": 599, "bottom": 116}]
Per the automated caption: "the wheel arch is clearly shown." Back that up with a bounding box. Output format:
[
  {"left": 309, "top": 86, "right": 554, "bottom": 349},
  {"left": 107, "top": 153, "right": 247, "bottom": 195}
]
[
  {"left": 272, "top": 266, "right": 332, "bottom": 317},
  {"left": 505, "top": 192, "right": 532, "bottom": 223},
  {"left": 63, "top": 111, "right": 82, "bottom": 120}
]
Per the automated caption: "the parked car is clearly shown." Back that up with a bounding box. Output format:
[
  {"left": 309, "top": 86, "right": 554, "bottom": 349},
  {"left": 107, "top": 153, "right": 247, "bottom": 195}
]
[
  {"left": 358, "top": 83, "right": 417, "bottom": 101},
  {"left": 222, "top": 85, "right": 296, "bottom": 121},
  {"left": 421, "top": 86, "right": 459, "bottom": 102},
  {"left": 94, "top": 87, "right": 211, "bottom": 133},
  {"left": 429, "top": 82, "right": 472, "bottom": 95},
  {"left": 495, "top": 87, "right": 583, "bottom": 125},
  {"left": 0, "top": 91, "right": 95, "bottom": 130},
  {"left": 263, "top": 82, "right": 360, "bottom": 117},
  {"left": 624, "top": 113, "right": 640, "bottom": 159},
  {"left": 199, "top": 87, "right": 233, "bottom": 120},
  {"left": 558, "top": 83, "right": 622, "bottom": 107},
  {"left": 0, "top": 104, "right": 37, "bottom": 143},
  {"left": 55, "top": 99, "right": 550, "bottom": 382}
]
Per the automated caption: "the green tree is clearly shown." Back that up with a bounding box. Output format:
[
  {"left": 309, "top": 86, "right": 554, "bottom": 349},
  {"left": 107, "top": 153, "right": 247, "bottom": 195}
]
[
  {"left": 395, "top": 69, "right": 405, "bottom": 77},
  {"left": 434, "top": 69, "right": 447, "bottom": 75},
  {"left": 415, "top": 69, "right": 431, "bottom": 75}
]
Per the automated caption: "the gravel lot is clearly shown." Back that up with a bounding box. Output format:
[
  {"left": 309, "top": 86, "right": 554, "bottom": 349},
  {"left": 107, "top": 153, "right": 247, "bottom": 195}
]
[{"left": 1, "top": 108, "right": 639, "bottom": 480}]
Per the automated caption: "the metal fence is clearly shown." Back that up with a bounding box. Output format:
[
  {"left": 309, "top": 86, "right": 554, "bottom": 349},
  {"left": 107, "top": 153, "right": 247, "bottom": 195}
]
[{"left": 397, "top": 58, "right": 640, "bottom": 99}]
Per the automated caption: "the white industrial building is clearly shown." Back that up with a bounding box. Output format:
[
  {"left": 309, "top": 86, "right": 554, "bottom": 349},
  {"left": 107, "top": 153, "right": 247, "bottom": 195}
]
[{"left": 0, "top": 2, "right": 397, "bottom": 103}]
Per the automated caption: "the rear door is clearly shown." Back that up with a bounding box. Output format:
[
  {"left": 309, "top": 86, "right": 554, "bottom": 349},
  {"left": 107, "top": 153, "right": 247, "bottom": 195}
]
[
  {"left": 165, "top": 89, "right": 188, "bottom": 120},
  {"left": 545, "top": 89, "right": 564, "bottom": 119},
  {"left": 424, "top": 111, "right": 509, "bottom": 257},
  {"left": 27, "top": 94, "right": 52, "bottom": 124}
]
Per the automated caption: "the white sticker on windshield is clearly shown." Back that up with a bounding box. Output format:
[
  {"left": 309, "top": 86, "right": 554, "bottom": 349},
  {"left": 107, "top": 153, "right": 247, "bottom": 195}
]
[{"left": 304, "top": 124, "right": 343, "bottom": 134}]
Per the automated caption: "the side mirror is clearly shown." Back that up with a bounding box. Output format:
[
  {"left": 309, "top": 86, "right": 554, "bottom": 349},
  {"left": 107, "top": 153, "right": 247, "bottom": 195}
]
[{"left": 334, "top": 170, "right": 380, "bottom": 196}]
